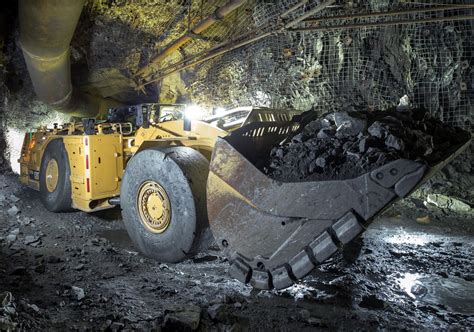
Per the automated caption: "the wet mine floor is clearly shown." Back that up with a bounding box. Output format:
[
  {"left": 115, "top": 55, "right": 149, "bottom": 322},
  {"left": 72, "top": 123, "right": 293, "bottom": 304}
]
[{"left": 0, "top": 174, "right": 473, "bottom": 330}]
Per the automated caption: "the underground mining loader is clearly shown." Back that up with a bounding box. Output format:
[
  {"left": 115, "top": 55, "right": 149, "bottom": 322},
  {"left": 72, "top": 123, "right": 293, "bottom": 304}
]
[
  {"left": 18, "top": 104, "right": 298, "bottom": 262},
  {"left": 19, "top": 104, "right": 470, "bottom": 290}
]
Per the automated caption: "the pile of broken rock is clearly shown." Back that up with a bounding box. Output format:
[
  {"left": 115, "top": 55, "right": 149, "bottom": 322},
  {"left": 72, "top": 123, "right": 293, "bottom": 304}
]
[
  {"left": 0, "top": 193, "right": 42, "bottom": 248},
  {"left": 265, "top": 108, "right": 469, "bottom": 182}
]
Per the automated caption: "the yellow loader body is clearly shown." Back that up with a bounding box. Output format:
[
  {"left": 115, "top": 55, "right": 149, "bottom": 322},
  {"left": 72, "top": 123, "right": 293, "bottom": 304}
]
[
  {"left": 19, "top": 119, "right": 226, "bottom": 212},
  {"left": 19, "top": 105, "right": 293, "bottom": 212}
]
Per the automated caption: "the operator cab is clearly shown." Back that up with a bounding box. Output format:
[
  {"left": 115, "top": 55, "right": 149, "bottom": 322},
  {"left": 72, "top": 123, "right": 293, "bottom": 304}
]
[{"left": 107, "top": 103, "right": 185, "bottom": 128}]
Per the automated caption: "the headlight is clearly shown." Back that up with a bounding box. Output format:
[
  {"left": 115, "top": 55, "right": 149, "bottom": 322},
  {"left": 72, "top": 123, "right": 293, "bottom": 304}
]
[
  {"left": 184, "top": 104, "right": 204, "bottom": 120},
  {"left": 214, "top": 107, "right": 226, "bottom": 116}
]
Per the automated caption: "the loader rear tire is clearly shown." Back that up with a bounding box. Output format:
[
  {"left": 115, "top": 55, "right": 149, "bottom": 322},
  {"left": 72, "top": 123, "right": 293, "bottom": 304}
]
[
  {"left": 39, "top": 139, "right": 72, "bottom": 212},
  {"left": 121, "top": 147, "right": 212, "bottom": 263}
]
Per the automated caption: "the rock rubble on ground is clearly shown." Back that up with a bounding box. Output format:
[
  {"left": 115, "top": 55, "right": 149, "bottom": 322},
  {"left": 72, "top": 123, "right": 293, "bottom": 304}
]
[
  {"left": 163, "top": 305, "right": 201, "bottom": 331},
  {"left": 7, "top": 206, "right": 20, "bottom": 217}
]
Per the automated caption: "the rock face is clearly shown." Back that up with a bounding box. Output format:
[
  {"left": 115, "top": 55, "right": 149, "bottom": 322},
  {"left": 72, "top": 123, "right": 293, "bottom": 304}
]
[
  {"left": 0, "top": 40, "right": 8, "bottom": 173},
  {"left": 265, "top": 108, "right": 469, "bottom": 182}
]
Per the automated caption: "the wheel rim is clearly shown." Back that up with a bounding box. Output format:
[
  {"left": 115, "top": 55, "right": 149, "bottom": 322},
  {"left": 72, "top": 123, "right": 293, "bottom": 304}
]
[
  {"left": 137, "top": 181, "right": 171, "bottom": 233},
  {"left": 45, "top": 159, "right": 59, "bottom": 193}
]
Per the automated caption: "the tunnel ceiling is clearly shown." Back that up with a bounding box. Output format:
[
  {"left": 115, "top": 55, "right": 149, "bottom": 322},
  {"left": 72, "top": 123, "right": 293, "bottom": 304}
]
[{"left": 72, "top": 0, "right": 254, "bottom": 105}]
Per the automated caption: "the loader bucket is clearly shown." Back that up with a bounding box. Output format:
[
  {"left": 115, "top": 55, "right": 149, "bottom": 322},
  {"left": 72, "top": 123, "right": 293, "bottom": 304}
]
[{"left": 207, "top": 121, "right": 471, "bottom": 290}]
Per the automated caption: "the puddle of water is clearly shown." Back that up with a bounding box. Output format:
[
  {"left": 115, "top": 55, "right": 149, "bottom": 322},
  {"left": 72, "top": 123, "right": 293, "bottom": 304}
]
[
  {"left": 378, "top": 226, "right": 470, "bottom": 247},
  {"left": 397, "top": 273, "right": 474, "bottom": 315},
  {"left": 383, "top": 231, "right": 435, "bottom": 246},
  {"left": 398, "top": 273, "right": 423, "bottom": 299}
]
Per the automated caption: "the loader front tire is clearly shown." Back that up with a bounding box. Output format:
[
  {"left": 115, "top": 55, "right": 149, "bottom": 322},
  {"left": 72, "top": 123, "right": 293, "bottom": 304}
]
[
  {"left": 121, "top": 147, "right": 212, "bottom": 263},
  {"left": 39, "top": 139, "right": 72, "bottom": 212}
]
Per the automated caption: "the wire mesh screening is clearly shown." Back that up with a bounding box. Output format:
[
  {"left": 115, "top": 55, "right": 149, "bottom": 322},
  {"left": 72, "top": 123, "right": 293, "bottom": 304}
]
[
  {"left": 82, "top": 0, "right": 472, "bottom": 130},
  {"left": 171, "top": 0, "right": 473, "bottom": 131}
]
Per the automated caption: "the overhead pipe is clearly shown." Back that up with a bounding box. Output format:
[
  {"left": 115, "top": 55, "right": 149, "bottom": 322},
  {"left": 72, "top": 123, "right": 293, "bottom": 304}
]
[
  {"left": 303, "top": 4, "right": 474, "bottom": 23},
  {"left": 136, "top": 0, "right": 248, "bottom": 80},
  {"left": 291, "top": 14, "right": 474, "bottom": 32},
  {"left": 155, "top": 0, "right": 313, "bottom": 74},
  {"left": 141, "top": 0, "right": 313, "bottom": 81},
  {"left": 140, "top": 0, "right": 336, "bottom": 87},
  {"left": 19, "top": 0, "right": 113, "bottom": 118}
]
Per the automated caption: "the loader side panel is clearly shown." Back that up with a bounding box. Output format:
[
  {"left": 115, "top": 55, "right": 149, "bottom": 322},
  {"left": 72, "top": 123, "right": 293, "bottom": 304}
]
[
  {"left": 89, "top": 135, "right": 124, "bottom": 196},
  {"left": 63, "top": 134, "right": 123, "bottom": 212}
]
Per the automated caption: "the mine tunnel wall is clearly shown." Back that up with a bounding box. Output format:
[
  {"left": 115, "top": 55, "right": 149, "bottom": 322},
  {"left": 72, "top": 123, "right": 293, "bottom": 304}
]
[
  {"left": 0, "top": 8, "right": 10, "bottom": 172},
  {"left": 0, "top": 100, "right": 7, "bottom": 172},
  {"left": 0, "top": 50, "right": 6, "bottom": 171}
]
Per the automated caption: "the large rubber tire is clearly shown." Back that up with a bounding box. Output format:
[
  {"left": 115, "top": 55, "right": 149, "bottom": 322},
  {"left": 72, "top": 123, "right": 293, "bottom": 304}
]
[
  {"left": 39, "top": 139, "right": 72, "bottom": 212},
  {"left": 121, "top": 147, "right": 212, "bottom": 263}
]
